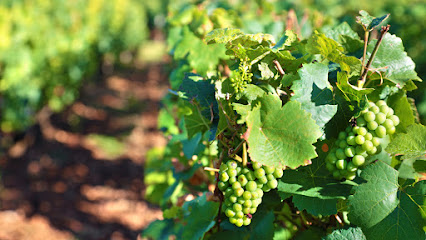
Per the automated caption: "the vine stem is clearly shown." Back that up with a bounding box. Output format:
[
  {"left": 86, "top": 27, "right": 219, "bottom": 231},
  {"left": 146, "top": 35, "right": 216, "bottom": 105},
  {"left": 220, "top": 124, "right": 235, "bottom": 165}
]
[
  {"left": 204, "top": 167, "right": 219, "bottom": 172},
  {"left": 360, "top": 31, "right": 370, "bottom": 76},
  {"left": 358, "top": 25, "right": 390, "bottom": 88},
  {"left": 242, "top": 142, "right": 247, "bottom": 167}
]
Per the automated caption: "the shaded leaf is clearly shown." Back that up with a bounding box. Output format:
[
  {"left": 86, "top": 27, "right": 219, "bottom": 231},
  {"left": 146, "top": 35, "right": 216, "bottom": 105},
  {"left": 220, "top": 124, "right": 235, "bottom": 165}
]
[
  {"left": 245, "top": 95, "right": 322, "bottom": 169},
  {"left": 388, "top": 92, "right": 415, "bottom": 132},
  {"left": 336, "top": 71, "right": 373, "bottom": 104},
  {"left": 322, "top": 227, "right": 366, "bottom": 240},
  {"left": 292, "top": 195, "right": 338, "bottom": 216},
  {"left": 348, "top": 161, "right": 426, "bottom": 239},
  {"left": 291, "top": 63, "right": 338, "bottom": 131}
]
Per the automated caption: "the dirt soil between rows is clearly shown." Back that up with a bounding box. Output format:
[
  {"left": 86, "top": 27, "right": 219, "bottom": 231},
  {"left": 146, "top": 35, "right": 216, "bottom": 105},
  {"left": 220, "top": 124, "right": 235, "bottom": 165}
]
[{"left": 0, "top": 63, "right": 170, "bottom": 240}]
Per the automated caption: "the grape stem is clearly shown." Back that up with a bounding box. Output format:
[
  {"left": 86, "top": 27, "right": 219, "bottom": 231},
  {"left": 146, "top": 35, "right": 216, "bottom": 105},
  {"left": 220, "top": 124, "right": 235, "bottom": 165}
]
[
  {"left": 242, "top": 142, "right": 247, "bottom": 167},
  {"left": 358, "top": 25, "right": 390, "bottom": 88},
  {"left": 204, "top": 167, "right": 219, "bottom": 172}
]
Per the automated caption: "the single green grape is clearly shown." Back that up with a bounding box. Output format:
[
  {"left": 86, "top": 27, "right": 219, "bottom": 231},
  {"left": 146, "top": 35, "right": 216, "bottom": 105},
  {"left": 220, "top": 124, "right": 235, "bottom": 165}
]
[
  {"left": 347, "top": 162, "right": 358, "bottom": 172},
  {"left": 235, "top": 218, "right": 243, "bottom": 227},
  {"left": 352, "top": 126, "right": 360, "bottom": 134},
  {"left": 229, "top": 217, "right": 237, "bottom": 224},
  {"left": 232, "top": 182, "right": 241, "bottom": 190},
  {"left": 366, "top": 146, "right": 377, "bottom": 155},
  {"left": 338, "top": 131, "right": 347, "bottom": 140},
  {"left": 388, "top": 126, "right": 396, "bottom": 134},
  {"left": 365, "top": 132, "right": 373, "bottom": 141},
  {"left": 336, "top": 148, "right": 346, "bottom": 159},
  {"left": 234, "top": 188, "right": 244, "bottom": 197},
  {"left": 267, "top": 179, "right": 278, "bottom": 189},
  {"left": 357, "top": 117, "right": 367, "bottom": 126},
  {"left": 235, "top": 211, "right": 244, "bottom": 219},
  {"left": 375, "top": 112, "right": 386, "bottom": 124},
  {"left": 262, "top": 184, "right": 271, "bottom": 192},
  {"left": 273, "top": 168, "right": 283, "bottom": 178},
  {"left": 225, "top": 208, "right": 236, "bottom": 217},
  {"left": 367, "top": 121, "right": 378, "bottom": 131},
  {"left": 227, "top": 161, "right": 238, "bottom": 169},
  {"left": 243, "top": 200, "right": 252, "bottom": 208},
  {"left": 386, "top": 108, "right": 394, "bottom": 117},
  {"left": 344, "top": 146, "right": 355, "bottom": 158},
  {"left": 266, "top": 174, "right": 275, "bottom": 181},
  {"left": 355, "top": 145, "right": 366, "bottom": 155},
  {"left": 245, "top": 171, "right": 255, "bottom": 181},
  {"left": 242, "top": 208, "right": 250, "bottom": 214},
  {"left": 254, "top": 168, "right": 265, "bottom": 179},
  {"left": 362, "top": 140, "right": 374, "bottom": 152},
  {"left": 357, "top": 127, "right": 368, "bottom": 136},
  {"left": 346, "top": 135, "right": 356, "bottom": 145},
  {"left": 220, "top": 164, "right": 228, "bottom": 172},
  {"left": 338, "top": 140, "right": 347, "bottom": 149},
  {"left": 332, "top": 170, "right": 341, "bottom": 179},
  {"left": 243, "top": 191, "right": 252, "bottom": 200},
  {"left": 370, "top": 105, "right": 380, "bottom": 114},
  {"left": 228, "top": 169, "right": 237, "bottom": 177},
  {"left": 246, "top": 181, "right": 257, "bottom": 192},
  {"left": 250, "top": 207, "right": 257, "bottom": 214},
  {"left": 326, "top": 162, "right": 336, "bottom": 171},
  {"left": 218, "top": 181, "right": 228, "bottom": 191},
  {"left": 229, "top": 195, "right": 238, "bottom": 203},
  {"left": 355, "top": 135, "right": 365, "bottom": 145},
  {"left": 251, "top": 191, "right": 259, "bottom": 199},
  {"left": 364, "top": 111, "right": 376, "bottom": 122},
  {"left": 252, "top": 162, "right": 262, "bottom": 170},
  {"left": 352, "top": 155, "right": 365, "bottom": 166},
  {"left": 346, "top": 172, "right": 356, "bottom": 180},
  {"left": 375, "top": 125, "right": 387, "bottom": 138},
  {"left": 383, "top": 119, "right": 394, "bottom": 131},
  {"left": 256, "top": 189, "right": 263, "bottom": 198},
  {"left": 233, "top": 203, "right": 243, "bottom": 212},
  {"left": 336, "top": 159, "right": 347, "bottom": 170},
  {"left": 389, "top": 115, "right": 400, "bottom": 126},
  {"left": 258, "top": 176, "right": 268, "bottom": 184},
  {"left": 264, "top": 166, "right": 275, "bottom": 175},
  {"left": 243, "top": 216, "right": 251, "bottom": 226},
  {"left": 379, "top": 105, "right": 389, "bottom": 115},
  {"left": 376, "top": 100, "right": 386, "bottom": 107},
  {"left": 220, "top": 172, "right": 229, "bottom": 182}
]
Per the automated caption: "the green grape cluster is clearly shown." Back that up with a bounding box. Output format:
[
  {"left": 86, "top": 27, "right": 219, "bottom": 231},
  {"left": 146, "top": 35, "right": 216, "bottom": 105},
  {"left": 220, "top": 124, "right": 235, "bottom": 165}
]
[
  {"left": 326, "top": 100, "right": 400, "bottom": 180},
  {"left": 218, "top": 160, "right": 283, "bottom": 227}
]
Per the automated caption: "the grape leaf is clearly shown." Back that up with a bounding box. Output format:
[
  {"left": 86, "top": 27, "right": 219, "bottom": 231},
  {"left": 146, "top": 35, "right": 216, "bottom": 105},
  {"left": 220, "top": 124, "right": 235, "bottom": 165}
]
[
  {"left": 336, "top": 71, "right": 373, "bottom": 104},
  {"left": 386, "top": 124, "right": 426, "bottom": 160},
  {"left": 272, "top": 30, "right": 298, "bottom": 51},
  {"left": 277, "top": 142, "right": 355, "bottom": 200},
  {"left": 141, "top": 219, "right": 178, "bottom": 240},
  {"left": 184, "top": 103, "right": 210, "bottom": 138},
  {"left": 181, "top": 193, "right": 220, "bottom": 240},
  {"left": 322, "top": 227, "right": 366, "bottom": 240},
  {"left": 291, "top": 63, "right": 338, "bottom": 131},
  {"left": 388, "top": 92, "right": 415, "bottom": 132},
  {"left": 244, "top": 95, "right": 322, "bottom": 169},
  {"left": 205, "top": 28, "right": 244, "bottom": 44},
  {"left": 348, "top": 161, "right": 426, "bottom": 239},
  {"left": 356, "top": 11, "right": 389, "bottom": 31},
  {"left": 292, "top": 195, "right": 338, "bottom": 216},
  {"left": 367, "top": 34, "right": 421, "bottom": 87},
  {"left": 323, "top": 22, "right": 363, "bottom": 54}
]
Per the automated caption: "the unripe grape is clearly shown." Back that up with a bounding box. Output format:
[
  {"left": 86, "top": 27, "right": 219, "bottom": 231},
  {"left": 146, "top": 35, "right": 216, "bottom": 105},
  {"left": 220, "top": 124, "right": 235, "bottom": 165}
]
[
  {"left": 326, "top": 153, "right": 337, "bottom": 164},
  {"left": 254, "top": 168, "right": 265, "bottom": 179},
  {"left": 232, "top": 182, "right": 241, "bottom": 190},
  {"left": 388, "top": 126, "right": 396, "bottom": 134},
  {"left": 346, "top": 126, "right": 352, "bottom": 133},
  {"left": 352, "top": 126, "right": 360, "bottom": 134},
  {"left": 235, "top": 218, "right": 243, "bottom": 227},
  {"left": 357, "top": 117, "right": 367, "bottom": 126},
  {"left": 235, "top": 211, "right": 244, "bottom": 219},
  {"left": 383, "top": 119, "right": 394, "bottom": 130},
  {"left": 236, "top": 167, "right": 242, "bottom": 174},
  {"left": 370, "top": 105, "right": 380, "bottom": 114},
  {"left": 332, "top": 171, "right": 340, "bottom": 179},
  {"left": 326, "top": 163, "right": 336, "bottom": 171},
  {"left": 251, "top": 191, "right": 259, "bottom": 199},
  {"left": 233, "top": 203, "right": 242, "bottom": 212},
  {"left": 243, "top": 200, "right": 252, "bottom": 209},
  {"left": 375, "top": 100, "right": 386, "bottom": 107},
  {"left": 355, "top": 145, "right": 366, "bottom": 155},
  {"left": 379, "top": 105, "right": 389, "bottom": 115},
  {"left": 367, "top": 121, "right": 378, "bottom": 131},
  {"left": 375, "top": 125, "right": 387, "bottom": 138},
  {"left": 389, "top": 115, "right": 400, "bottom": 126},
  {"left": 336, "top": 149, "right": 346, "bottom": 159},
  {"left": 246, "top": 181, "right": 257, "bottom": 192},
  {"left": 345, "top": 146, "right": 355, "bottom": 158},
  {"left": 252, "top": 162, "right": 262, "bottom": 170},
  {"left": 386, "top": 108, "right": 394, "bottom": 117},
  {"left": 220, "top": 164, "right": 228, "bottom": 172},
  {"left": 243, "top": 208, "right": 250, "bottom": 214},
  {"left": 364, "top": 111, "right": 376, "bottom": 122},
  {"left": 243, "top": 191, "right": 252, "bottom": 200},
  {"left": 224, "top": 188, "right": 233, "bottom": 196},
  {"left": 258, "top": 176, "right": 268, "bottom": 184},
  {"left": 229, "top": 176, "right": 237, "bottom": 184},
  {"left": 264, "top": 166, "right": 275, "bottom": 174},
  {"left": 346, "top": 172, "right": 356, "bottom": 180},
  {"left": 266, "top": 174, "right": 275, "bottom": 181},
  {"left": 218, "top": 181, "right": 228, "bottom": 191},
  {"left": 365, "top": 132, "right": 373, "bottom": 141},
  {"left": 256, "top": 189, "right": 263, "bottom": 198},
  {"left": 371, "top": 137, "right": 380, "bottom": 147},
  {"left": 273, "top": 168, "right": 283, "bottom": 178},
  {"left": 250, "top": 207, "right": 257, "bottom": 214},
  {"left": 228, "top": 169, "right": 237, "bottom": 177},
  {"left": 262, "top": 184, "right": 271, "bottom": 192},
  {"left": 245, "top": 171, "right": 255, "bottom": 181},
  {"left": 220, "top": 172, "right": 229, "bottom": 182},
  {"left": 229, "top": 217, "right": 237, "bottom": 224},
  {"left": 243, "top": 216, "right": 251, "bottom": 226},
  {"left": 375, "top": 112, "right": 386, "bottom": 124},
  {"left": 355, "top": 135, "right": 365, "bottom": 145},
  {"left": 346, "top": 135, "right": 356, "bottom": 145},
  {"left": 268, "top": 179, "right": 278, "bottom": 189},
  {"left": 338, "top": 131, "right": 347, "bottom": 140},
  {"left": 227, "top": 161, "right": 238, "bottom": 169},
  {"left": 362, "top": 140, "right": 374, "bottom": 152},
  {"left": 226, "top": 208, "right": 235, "bottom": 217},
  {"left": 357, "top": 127, "right": 368, "bottom": 136},
  {"left": 238, "top": 198, "right": 245, "bottom": 204},
  {"left": 366, "top": 146, "right": 377, "bottom": 155},
  {"left": 235, "top": 188, "right": 244, "bottom": 197},
  {"left": 238, "top": 175, "right": 248, "bottom": 186},
  {"left": 352, "top": 155, "right": 365, "bottom": 166},
  {"left": 338, "top": 140, "right": 347, "bottom": 149},
  {"left": 229, "top": 195, "right": 238, "bottom": 203},
  {"left": 336, "top": 159, "right": 347, "bottom": 170},
  {"left": 347, "top": 162, "right": 357, "bottom": 172}
]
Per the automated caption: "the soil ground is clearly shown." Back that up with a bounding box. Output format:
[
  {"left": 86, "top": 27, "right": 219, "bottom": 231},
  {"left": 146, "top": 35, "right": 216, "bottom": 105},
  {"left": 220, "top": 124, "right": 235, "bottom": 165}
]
[{"left": 0, "top": 63, "right": 169, "bottom": 240}]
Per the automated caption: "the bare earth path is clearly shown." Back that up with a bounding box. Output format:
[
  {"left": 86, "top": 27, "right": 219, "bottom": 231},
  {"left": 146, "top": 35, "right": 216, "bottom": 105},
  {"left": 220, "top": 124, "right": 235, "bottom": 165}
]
[{"left": 0, "top": 63, "right": 169, "bottom": 240}]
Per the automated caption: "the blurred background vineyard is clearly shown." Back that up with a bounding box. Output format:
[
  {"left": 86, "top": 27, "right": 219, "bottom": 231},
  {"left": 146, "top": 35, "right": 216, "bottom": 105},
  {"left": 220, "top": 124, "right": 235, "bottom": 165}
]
[{"left": 0, "top": 0, "right": 424, "bottom": 239}]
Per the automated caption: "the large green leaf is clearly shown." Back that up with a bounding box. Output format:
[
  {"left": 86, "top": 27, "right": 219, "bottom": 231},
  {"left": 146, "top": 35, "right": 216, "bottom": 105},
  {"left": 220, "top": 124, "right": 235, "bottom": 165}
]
[
  {"left": 348, "top": 161, "right": 426, "bottom": 239},
  {"left": 184, "top": 103, "right": 211, "bottom": 138},
  {"left": 386, "top": 124, "right": 426, "bottom": 160},
  {"left": 181, "top": 193, "right": 220, "bottom": 240},
  {"left": 323, "top": 22, "right": 363, "bottom": 54},
  {"left": 141, "top": 219, "right": 178, "bottom": 240},
  {"left": 322, "top": 227, "right": 366, "bottom": 240},
  {"left": 277, "top": 142, "right": 355, "bottom": 200},
  {"left": 388, "top": 92, "right": 415, "bottom": 132},
  {"left": 367, "top": 34, "right": 421, "bottom": 87},
  {"left": 292, "top": 195, "right": 338, "bottom": 216},
  {"left": 336, "top": 71, "right": 373, "bottom": 104},
  {"left": 245, "top": 95, "right": 322, "bottom": 169},
  {"left": 291, "top": 63, "right": 338, "bottom": 131}
]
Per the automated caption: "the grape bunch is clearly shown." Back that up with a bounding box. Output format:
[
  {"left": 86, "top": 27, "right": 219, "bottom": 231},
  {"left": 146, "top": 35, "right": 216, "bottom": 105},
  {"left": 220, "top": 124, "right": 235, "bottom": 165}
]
[
  {"left": 325, "top": 100, "right": 400, "bottom": 180},
  {"left": 218, "top": 160, "right": 283, "bottom": 227}
]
